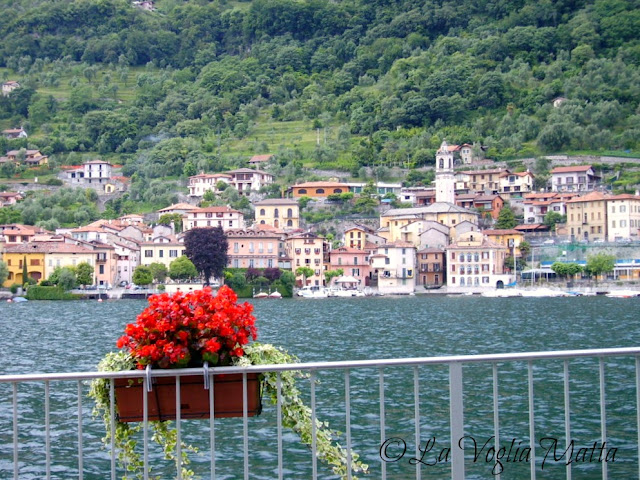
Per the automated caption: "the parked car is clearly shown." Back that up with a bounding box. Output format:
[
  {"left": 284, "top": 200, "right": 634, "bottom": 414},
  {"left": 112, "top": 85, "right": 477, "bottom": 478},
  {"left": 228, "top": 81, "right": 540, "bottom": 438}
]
[
  {"left": 118, "top": 281, "right": 129, "bottom": 287},
  {"left": 542, "top": 239, "right": 555, "bottom": 245}
]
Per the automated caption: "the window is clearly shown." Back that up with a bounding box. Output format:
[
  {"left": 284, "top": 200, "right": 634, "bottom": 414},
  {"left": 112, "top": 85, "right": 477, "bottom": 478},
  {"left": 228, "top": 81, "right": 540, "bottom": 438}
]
[
  {"left": 287, "top": 208, "right": 293, "bottom": 218},
  {"left": 620, "top": 205, "right": 626, "bottom": 213},
  {"left": 249, "top": 242, "right": 254, "bottom": 253},
  {"left": 459, "top": 254, "right": 465, "bottom": 262},
  {"left": 385, "top": 257, "right": 390, "bottom": 265},
  {"left": 316, "top": 189, "right": 325, "bottom": 194},
  {"left": 234, "top": 242, "right": 239, "bottom": 253},
  {"left": 354, "top": 257, "right": 358, "bottom": 265},
  {"left": 145, "top": 250, "right": 153, "bottom": 257},
  {"left": 99, "top": 265, "right": 104, "bottom": 274},
  {"left": 611, "top": 206, "right": 616, "bottom": 213},
  {"left": 159, "top": 250, "right": 164, "bottom": 258},
  {"left": 274, "top": 209, "right": 279, "bottom": 218},
  {"left": 333, "top": 189, "right": 342, "bottom": 193},
  {"left": 169, "top": 250, "right": 178, "bottom": 257},
  {"left": 298, "top": 189, "right": 307, "bottom": 194},
  {"left": 460, "top": 277, "right": 465, "bottom": 286},
  {"left": 338, "top": 258, "right": 342, "bottom": 265}
]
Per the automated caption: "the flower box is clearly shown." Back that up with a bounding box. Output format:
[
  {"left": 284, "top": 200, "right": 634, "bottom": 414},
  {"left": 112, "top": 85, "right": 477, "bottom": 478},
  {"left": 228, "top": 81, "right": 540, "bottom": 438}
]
[{"left": 114, "top": 372, "right": 262, "bottom": 422}]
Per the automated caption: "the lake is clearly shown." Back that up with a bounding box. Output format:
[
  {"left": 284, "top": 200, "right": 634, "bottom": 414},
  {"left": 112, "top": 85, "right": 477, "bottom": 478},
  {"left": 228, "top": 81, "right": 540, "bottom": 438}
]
[{"left": 1, "top": 295, "right": 639, "bottom": 479}]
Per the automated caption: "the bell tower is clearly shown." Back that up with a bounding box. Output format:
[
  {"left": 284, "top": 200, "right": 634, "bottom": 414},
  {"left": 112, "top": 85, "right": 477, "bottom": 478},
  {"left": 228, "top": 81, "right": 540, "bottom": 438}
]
[{"left": 435, "top": 140, "right": 455, "bottom": 204}]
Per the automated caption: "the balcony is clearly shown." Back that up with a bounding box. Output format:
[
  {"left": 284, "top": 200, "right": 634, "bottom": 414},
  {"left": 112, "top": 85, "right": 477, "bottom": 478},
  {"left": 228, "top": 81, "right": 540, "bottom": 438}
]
[{"left": 1, "top": 347, "right": 638, "bottom": 479}]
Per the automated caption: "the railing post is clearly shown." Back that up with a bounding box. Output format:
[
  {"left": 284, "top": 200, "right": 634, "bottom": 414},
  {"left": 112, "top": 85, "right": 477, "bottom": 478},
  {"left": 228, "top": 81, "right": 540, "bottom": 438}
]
[{"left": 449, "top": 362, "right": 465, "bottom": 479}]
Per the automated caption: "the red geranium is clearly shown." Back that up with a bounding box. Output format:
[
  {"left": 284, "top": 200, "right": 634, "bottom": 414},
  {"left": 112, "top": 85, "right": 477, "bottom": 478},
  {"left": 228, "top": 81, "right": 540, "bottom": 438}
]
[{"left": 117, "top": 285, "right": 257, "bottom": 369}]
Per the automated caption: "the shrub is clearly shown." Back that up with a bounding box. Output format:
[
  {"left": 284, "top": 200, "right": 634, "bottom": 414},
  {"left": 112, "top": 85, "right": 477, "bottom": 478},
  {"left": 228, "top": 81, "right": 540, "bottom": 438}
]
[{"left": 25, "top": 286, "right": 81, "bottom": 300}]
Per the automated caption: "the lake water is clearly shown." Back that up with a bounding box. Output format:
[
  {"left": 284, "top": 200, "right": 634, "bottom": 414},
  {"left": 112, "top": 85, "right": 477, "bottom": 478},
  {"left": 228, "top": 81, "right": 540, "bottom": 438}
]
[{"left": 1, "top": 295, "right": 639, "bottom": 479}]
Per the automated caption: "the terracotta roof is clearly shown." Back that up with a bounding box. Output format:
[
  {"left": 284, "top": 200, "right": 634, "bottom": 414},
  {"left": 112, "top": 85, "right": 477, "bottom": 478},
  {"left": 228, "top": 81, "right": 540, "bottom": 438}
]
[
  {"left": 4, "top": 242, "right": 94, "bottom": 254},
  {"left": 482, "top": 229, "right": 522, "bottom": 235},
  {"left": 417, "top": 247, "right": 445, "bottom": 253},
  {"left": 566, "top": 191, "right": 610, "bottom": 203},
  {"left": 293, "top": 181, "right": 350, "bottom": 188},
  {"left": 84, "top": 159, "right": 111, "bottom": 165},
  {"left": 228, "top": 168, "right": 270, "bottom": 175},
  {"left": 551, "top": 165, "right": 593, "bottom": 173},
  {"left": 158, "top": 203, "right": 197, "bottom": 213},
  {"left": 191, "top": 206, "right": 242, "bottom": 214},
  {"left": 608, "top": 194, "right": 640, "bottom": 201},
  {"left": 249, "top": 154, "right": 273, "bottom": 162},
  {"left": 515, "top": 224, "right": 549, "bottom": 231},
  {"left": 254, "top": 198, "right": 298, "bottom": 206},
  {"left": 460, "top": 168, "right": 509, "bottom": 175}
]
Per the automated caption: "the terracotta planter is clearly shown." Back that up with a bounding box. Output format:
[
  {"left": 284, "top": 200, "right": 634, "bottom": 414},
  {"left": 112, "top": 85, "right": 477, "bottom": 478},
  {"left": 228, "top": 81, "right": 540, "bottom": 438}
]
[{"left": 114, "top": 373, "right": 262, "bottom": 422}]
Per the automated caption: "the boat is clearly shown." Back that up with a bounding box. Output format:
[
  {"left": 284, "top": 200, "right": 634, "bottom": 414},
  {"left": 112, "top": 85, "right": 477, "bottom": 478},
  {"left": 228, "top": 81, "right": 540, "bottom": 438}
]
[
  {"left": 519, "top": 288, "right": 569, "bottom": 297},
  {"left": 11, "top": 296, "right": 28, "bottom": 303},
  {"left": 480, "top": 289, "right": 522, "bottom": 297},
  {"left": 253, "top": 291, "right": 269, "bottom": 299},
  {"left": 296, "top": 286, "right": 329, "bottom": 298},
  {"left": 268, "top": 291, "right": 282, "bottom": 299},
  {"left": 605, "top": 290, "right": 639, "bottom": 298}
]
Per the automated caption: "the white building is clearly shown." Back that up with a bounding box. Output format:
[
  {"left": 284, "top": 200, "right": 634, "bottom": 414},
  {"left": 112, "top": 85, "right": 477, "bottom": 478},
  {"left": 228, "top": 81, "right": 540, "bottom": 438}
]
[
  {"left": 607, "top": 194, "right": 640, "bottom": 241},
  {"left": 188, "top": 173, "right": 232, "bottom": 197},
  {"left": 550, "top": 165, "right": 599, "bottom": 193},
  {"left": 369, "top": 241, "right": 417, "bottom": 294},
  {"left": 184, "top": 206, "right": 245, "bottom": 231},
  {"left": 446, "top": 231, "right": 513, "bottom": 290}
]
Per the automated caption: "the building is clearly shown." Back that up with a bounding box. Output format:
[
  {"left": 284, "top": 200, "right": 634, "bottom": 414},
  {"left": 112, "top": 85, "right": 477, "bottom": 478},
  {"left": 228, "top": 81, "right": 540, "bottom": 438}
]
[
  {"left": 2, "top": 242, "right": 98, "bottom": 286},
  {"left": 184, "top": 206, "right": 245, "bottom": 231},
  {"left": 523, "top": 193, "right": 576, "bottom": 224},
  {"left": 328, "top": 247, "right": 370, "bottom": 286},
  {"left": 399, "top": 187, "right": 436, "bottom": 206},
  {"left": 285, "top": 232, "right": 327, "bottom": 286},
  {"left": 446, "top": 232, "right": 512, "bottom": 289},
  {"left": 226, "top": 168, "right": 274, "bottom": 195},
  {"left": 607, "top": 194, "right": 640, "bottom": 241},
  {"left": 1, "top": 224, "right": 46, "bottom": 245},
  {"left": 2, "top": 81, "right": 20, "bottom": 96},
  {"left": 380, "top": 203, "right": 479, "bottom": 244},
  {"left": 455, "top": 193, "right": 505, "bottom": 220},
  {"left": 226, "top": 228, "right": 282, "bottom": 269},
  {"left": 4, "top": 149, "right": 48, "bottom": 166},
  {"left": 140, "top": 236, "right": 186, "bottom": 270},
  {"left": 254, "top": 198, "right": 300, "bottom": 229},
  {"left": 416, "top": 248, "right": 446, "bottom": 288},
  {"left": 67, "top": 160, "right": 113, "bottom": 187},
  {"left": 343, "top": 224, "right": 386, "bottom": 249},
  {"left": 157, "top": 203, "right": 198, "bottom": 217},
  {"left": 187, "top": 173, "right": 232, "bottom": 197},
  {"left": 290, "top": 181, "right": 351, "bottom": 198},
  {"left": 435, "top": 140, "right": 455, "bottom": 204},
  {"left": 565, "top": 191, "right": 610, "bottom": 242},
  {"left": 248, "top": 154, "right": 273, "bottom": 167},
  {"left": 2, "top": 127, "right": 27, "bottom": 139},
  {"left": 550, "top": 165, "right": 600, "bottom": 193},
  {"left": 456, "top": 168, "right": 510, "bottom": 195},
  {"left": 0, "top": 192, "right": 23, "bottom": 207},
  {"left": 498, "top": 170, "right": 535, "bottom": 199},
  {"left": 482, "top": 229, "right": 526, "bottom": 257},
  {"left": 369, "top": 241, "right": 417, "bottom": 294},
  {"left": 345, "top": 182, "right": 402, "bottom": 196}
]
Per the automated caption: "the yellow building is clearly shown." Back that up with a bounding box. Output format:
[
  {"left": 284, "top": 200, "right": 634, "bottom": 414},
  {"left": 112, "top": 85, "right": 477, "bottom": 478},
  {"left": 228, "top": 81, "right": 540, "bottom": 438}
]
[
  {"left": 2, "top": 247, "right": 45, "bottom": 286},
  {"left": 566, "top": 191, "right": 609, "bottom": 242},
  {"left": 481, "top": 229, "right": 526, "bottom": 257},
  {"left": 285, "top": 232, "right": 327, "bottom": 286},
  {"left": 380, "top": 203, "right": 479, "bottom": 243},
  {"left": 2, "top": 242, "right": 98, "bottom": 286},
  {"left": 254, "top": 198, "right": 300, "bottom": 229}
]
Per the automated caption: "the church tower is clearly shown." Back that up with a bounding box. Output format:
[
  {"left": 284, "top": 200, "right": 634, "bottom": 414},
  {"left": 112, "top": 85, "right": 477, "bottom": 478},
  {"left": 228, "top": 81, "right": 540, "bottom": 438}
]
[{"left": 435, "top": 140, "right": 455, "bottom": 204}]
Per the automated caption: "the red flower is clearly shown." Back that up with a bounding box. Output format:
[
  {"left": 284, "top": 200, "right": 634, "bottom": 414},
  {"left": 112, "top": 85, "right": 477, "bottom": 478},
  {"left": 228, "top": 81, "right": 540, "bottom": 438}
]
[{"left": 117, "top": 286, "right": 257, "bottom": 369}]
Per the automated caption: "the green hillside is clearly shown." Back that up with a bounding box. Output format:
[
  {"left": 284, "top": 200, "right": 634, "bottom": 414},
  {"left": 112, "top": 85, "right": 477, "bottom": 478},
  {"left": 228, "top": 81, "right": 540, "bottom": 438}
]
[{"left": 0, "top": 0, "right": 639, "bottom": 215}]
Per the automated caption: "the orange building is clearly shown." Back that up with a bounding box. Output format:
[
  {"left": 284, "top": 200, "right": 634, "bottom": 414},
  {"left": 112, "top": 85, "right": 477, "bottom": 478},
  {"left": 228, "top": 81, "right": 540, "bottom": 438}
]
[{"left": 290, "top": 181, "right": 350, "bottom": 198}]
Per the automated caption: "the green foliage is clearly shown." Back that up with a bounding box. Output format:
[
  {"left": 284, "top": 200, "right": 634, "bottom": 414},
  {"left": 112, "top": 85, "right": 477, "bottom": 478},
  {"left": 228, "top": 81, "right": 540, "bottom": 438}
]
[
  {"left": 75, "top": 262, "right": 94, "bottom": 286},
  {"left": 551, "top": 262, "right": 584, "bottom": 278},
  {"left": 132, "top": 265, "right": 153, "bottom": 286},
  {"left": 543, "top": 211, "right": 567, "bottom": 229},
  {"left": 168, "top": 256, "right": 198, "bottom": 281},
  {"left": 324, "top": 269, "right": 344, "bottom": 285},
  {"left": 148, "top": 262, "right": 168, "bottom": 283},
  {"left": 10, "top": 283, "right": 21, "bottom": 294},
  {"left": 495, "top": 206, "right": 517, "bottom": 229},
  {"left": 586, "top": 253, "right": 616, "bottom": 281},
  {"left": 0, "top": 260, "right": 8, "bottom": 287},
  {"left": 25, "top": 285, "right": 81, "bottom": 300}
]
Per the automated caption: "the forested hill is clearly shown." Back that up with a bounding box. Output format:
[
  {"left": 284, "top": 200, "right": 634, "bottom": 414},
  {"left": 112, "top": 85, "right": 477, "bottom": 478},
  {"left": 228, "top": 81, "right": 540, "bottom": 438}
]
[{"left": 0, "top": 0, "right": 639, "bottom": 211}]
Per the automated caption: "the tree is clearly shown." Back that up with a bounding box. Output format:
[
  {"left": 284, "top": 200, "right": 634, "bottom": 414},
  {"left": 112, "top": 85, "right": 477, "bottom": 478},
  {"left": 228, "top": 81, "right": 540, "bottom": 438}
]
[
  {"left": 551, "top": 262, "right": 583, "bottom": 279},
  {"left": 495, "top": 206, "right": 517, "bottom": 229},
  {"left": 168, "top": 255, "right": 198, "bottom": 281},
  {"left": 324, "top": 268, "right": 344, "bottom": 285},
  {"left": 586, "top": 253, "right": 615, "bottom": 283},
  {"left": 148, "top": 262, "right": 168, "bottom": 283},
  {"left": 0, "top": 260, "right": 8, "bottom": 286},
  {"left": 75, "top": 262, "right": 94, "bottom": 287},
  {"left": 22, "top": 256, "right": 28, "bottom": 284},
  {"left": 158, "top": 213, "right": 183, "bottom": 233},
  {"left": 49, "top": 267, "right": 77, "bottom": 290},
  {"left": 184, "top": 227, "right": 228, "bottom": 286},
  {"left": 295, "top": 266, "right": 315, "bottom": 286},
  {"left": 133, "top": 265, "right": 153, "bottom": 287},
  {"left": 543, "top": 211, "right": 566, "bottom": 229}
]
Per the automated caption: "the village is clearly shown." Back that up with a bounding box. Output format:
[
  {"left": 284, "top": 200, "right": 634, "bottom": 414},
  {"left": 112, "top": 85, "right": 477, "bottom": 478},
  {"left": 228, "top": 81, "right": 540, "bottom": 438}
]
[{"left": 2, "top": 139, "right": 639, "bottom": 296}]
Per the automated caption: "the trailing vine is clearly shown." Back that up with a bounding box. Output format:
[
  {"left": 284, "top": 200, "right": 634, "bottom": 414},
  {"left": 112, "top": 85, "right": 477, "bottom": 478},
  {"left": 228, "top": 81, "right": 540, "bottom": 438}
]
[{"left": 89, "top": 345, "right": 368, "bottom": 479}]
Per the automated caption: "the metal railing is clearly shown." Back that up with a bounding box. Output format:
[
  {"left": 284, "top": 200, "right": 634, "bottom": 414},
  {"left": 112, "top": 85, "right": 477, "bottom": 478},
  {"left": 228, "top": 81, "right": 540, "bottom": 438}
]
[{"left": 2, "top": 347, "right": 640, "bottom": 479}]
